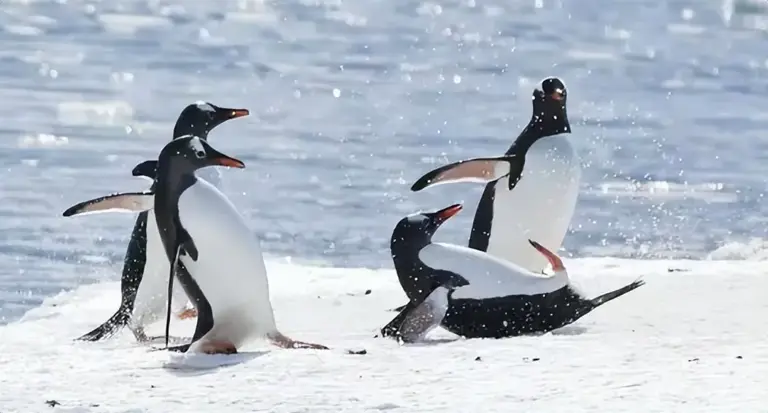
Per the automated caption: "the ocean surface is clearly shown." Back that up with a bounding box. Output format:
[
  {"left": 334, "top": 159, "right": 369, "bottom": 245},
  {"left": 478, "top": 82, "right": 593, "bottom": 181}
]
[{"left": 1, "top": 0, "right": 767, "bottom": 323}]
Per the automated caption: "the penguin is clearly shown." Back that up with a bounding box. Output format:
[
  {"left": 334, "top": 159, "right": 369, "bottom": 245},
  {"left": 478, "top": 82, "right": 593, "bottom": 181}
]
[
  {"left": 63, "top": 136, "right": 328, "bottom": 354},
  {"left": 75, "top": 101, "right": 249, "bottom": 343},
  {"left": 380, "top": 272, "right": 468, "bottom": 344},
  {"left": 380, "top": 203, "right": 645, "bottom": 341},
  {"left": 410, "top": 77, "right": 581, "bottom": 274}
]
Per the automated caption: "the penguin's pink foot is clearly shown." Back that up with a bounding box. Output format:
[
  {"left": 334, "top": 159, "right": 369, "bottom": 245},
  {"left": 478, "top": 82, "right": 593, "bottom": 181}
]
[
  {"left": 176, "top": 308, "right": 198, "bottom": 320},
  {"left": 200, "top": 340, "right": 237, "bottom": 355}
]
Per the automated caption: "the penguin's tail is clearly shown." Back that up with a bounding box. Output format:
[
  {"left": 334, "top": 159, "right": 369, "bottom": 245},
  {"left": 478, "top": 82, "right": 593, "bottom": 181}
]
[
  {"left": 388, "top": 303, "right": 407, "bottom": 312},
  {"left": 590, "top": 279, "right": 646, "bottom": 309},
  {"left": 75, "top": 308, "right": 130, "bottom": 341}
]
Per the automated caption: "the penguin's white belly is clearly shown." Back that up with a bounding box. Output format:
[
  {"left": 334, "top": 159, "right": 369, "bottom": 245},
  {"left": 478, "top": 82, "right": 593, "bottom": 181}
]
[
  {"left": 421, "top": 243, "right": 569, "bottom": 299},
  {"left": 177, "top": 178, "right": 277, "bottom": 349},
  {"left": 486, "top": 135, "right": 581, "bottom": 272},
  {"left": 130, "top": 210, "right": 188, "bottom": 328}
]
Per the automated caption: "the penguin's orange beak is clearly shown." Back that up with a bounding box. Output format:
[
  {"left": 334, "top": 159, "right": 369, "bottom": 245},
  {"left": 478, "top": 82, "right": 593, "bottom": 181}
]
[
  {"left": 435, "top": 203, "right": 463, "bottom": 221},
  {"left": 550, "top": 88, "right": 565, "bottom": 101},
  {"left": 228, "top": 109, "right": 249, "bottom": 119},
  {"left": 214, "top": 155, "right": 245, "bottom": 169}
]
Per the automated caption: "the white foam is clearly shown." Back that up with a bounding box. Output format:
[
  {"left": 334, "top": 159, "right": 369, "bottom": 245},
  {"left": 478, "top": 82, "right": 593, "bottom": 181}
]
[
  {"left": 566, "top": 49, "right": 618, "bottom": 61},
  {"left": 56, "top": 101, "right": 134, "bottom": 127},
  {"left": 586, "top": 180, "right": 737, "bottom": 203},
  {"left": 326, "top": 10, "right": 368, "bottom": 27},
  {"left": 17, "top": 133, "right": 69, "bottom": 148},
  {"left": 3, "top": 24, "right": 43, "bottom": 36},
  {"left": 0, "top": 258, "right": 765, "bottom": 411},
  {"left": 96, "top": 14, "right": 172, "bottom": 35},
  {"left": 225, "top": 12, "right": 279, "bottom": 24},
  {"left": 707, "top": 238, "right": 768, "bottom": 261}
]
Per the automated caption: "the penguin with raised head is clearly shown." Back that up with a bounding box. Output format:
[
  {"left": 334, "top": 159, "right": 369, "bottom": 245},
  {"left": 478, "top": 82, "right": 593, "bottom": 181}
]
[
  {"left": 64, "top": 136, "right": 328, "bottom": 354},
  {"left": 75, "top": 101, "right": 249, "bottom": 343},
  {"left": 380, "top": 203, "right": 644, "bottom": 341},
  {"left": 410, "top": 77, "right": 581, "bottom": 274}
]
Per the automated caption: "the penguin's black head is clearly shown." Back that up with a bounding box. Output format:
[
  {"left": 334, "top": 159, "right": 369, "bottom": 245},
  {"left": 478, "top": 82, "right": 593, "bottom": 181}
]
[
  {"left": 395, "top": 203, "right": 463, "bottom": 240},
  {"left": 430, "top": 271, "right": 470, "bottom": 291},
  {"left": 530, "top": 77, "right": 570, "bottom": 134},
  {"left": 172, "top": 101, "right": 249, "bottom": 140},
  {"left": 153, "top": 135, "right": 245, "bottom": 175}
]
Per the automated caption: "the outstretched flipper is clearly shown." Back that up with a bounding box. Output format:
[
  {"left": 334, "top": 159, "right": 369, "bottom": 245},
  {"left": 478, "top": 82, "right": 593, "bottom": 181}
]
[
  {"left": 527, "top": 239, "right": 565, "bottom": 272},
  {"left": 132, "top": 160, "right": 158, "bottom": 180},
  {"left": 381, "top": 300, "right": 417, "bottom": 338},
  {"left": 76, "top": 306, "right": 131, "bottom": 341},
  {"left": 410, "top": 155, "right": 525, "bottom": 192},
  {"left": 381, "top": 271, "right": 468, "bottom": 343},
  {"left": 381, "top": 288, "right": 451, "bottom": 343},
  {"left": 63, "top": 191, "right": 154, "bottom": 217}
]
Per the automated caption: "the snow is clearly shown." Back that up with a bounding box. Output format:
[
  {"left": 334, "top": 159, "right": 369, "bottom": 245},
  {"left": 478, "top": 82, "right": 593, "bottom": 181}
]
[{"left": 1, "top": 258, "right": 766, "bottom": 412}]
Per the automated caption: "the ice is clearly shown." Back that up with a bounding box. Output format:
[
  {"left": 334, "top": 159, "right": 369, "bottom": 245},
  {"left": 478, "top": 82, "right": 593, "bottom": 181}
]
[{"left": 0, "top": 258, "right": 765, "bottom": 412}]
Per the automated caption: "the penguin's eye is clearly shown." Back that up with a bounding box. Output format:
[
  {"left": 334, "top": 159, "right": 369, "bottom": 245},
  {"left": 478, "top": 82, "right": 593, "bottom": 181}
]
[{"left": 195, "top": 150, "right": 205, "bottom": 158}]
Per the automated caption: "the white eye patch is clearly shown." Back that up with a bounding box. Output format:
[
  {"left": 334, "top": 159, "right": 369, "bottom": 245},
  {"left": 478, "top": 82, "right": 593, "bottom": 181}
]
[
  {"left": 195, "top": 101, "right": 215, "bottom": 113},
  {"left": 407, "top": 214, "right": 428, "bottom": 224},
  {"left": 188, "top": 136, "right": 206, "bottom": 158}
]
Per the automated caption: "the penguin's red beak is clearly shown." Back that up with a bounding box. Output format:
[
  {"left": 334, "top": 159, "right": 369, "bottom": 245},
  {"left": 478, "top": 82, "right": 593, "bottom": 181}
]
[
  {"left": 227, "top": 109, "right": 249, "bottom": 119},
  {"left": 550, "top": 88, "right": 565, "bottom": 101},
  {"left": 435, "top": 204, "right": 463, "bottom": 221},
  {"left": 214, "top": 155, "right": 245, "bottom": 169}
]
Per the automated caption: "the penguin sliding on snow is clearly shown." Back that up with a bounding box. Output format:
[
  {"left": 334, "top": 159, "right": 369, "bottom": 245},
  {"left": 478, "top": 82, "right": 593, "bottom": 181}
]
[
  {"left": 64, "top": 136, "right": 328, "bottom": 354},
  {"left": 380, "top": 203, "right": 645, "bottom": 342},
  {"left": 410, "top": 77, "right": 581, "bottom": 274},
  {"left": 74, "top": 101, "right": 250, "bottom": 343}
]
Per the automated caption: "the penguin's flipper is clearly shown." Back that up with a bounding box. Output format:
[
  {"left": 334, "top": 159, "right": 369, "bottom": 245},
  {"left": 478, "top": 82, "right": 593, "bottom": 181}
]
[
  {"left": 178, "top": 228, "right": 198, "bottom": 261},
  {"left": 75, "top": 307, "right": 131, "bottom": 341},
  {"left": 527, "top": 240, "right": 565, "bottom": 272},
  {"left": 132, "top": 160, "right": 158, "bottom": 180},
  {"left": 410, "top": 155, "right": 518, "bottom": 191},
  {"left": 62, "top": 191, "right": 154, "bottom": 217},
  {"left": 164, "top": 244, "right": 182, "bottom": 348},
  {"left": 381, "top": 271, "right": 467, "bottom": 343},
  {"left": 380, "top": 301, "right": 418, "bottom": 338},
  {"left": 381, "top": 287, "right": 454, "bottom": 343}
]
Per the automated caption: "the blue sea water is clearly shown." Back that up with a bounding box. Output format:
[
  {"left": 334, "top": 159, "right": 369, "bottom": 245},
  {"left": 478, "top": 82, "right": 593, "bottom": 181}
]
[{"left": 0, "top": 0, "right": 767, "bottom": 323}]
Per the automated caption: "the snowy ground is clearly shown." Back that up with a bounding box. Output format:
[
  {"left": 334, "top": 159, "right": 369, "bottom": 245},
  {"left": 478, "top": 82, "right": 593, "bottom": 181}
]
[{"left": 1, "top": 258, "right": 766, "bottom": 413}]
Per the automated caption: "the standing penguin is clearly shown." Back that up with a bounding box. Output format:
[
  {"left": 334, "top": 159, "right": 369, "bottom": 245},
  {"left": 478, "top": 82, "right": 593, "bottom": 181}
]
[
  {"left": 410, "top": 77, "right": 581, "bottom": 274},
  {"left": 64, "top": 136, "right": 328, "bottom": 354},
  {"left": 380, "top": 204, "right": 644, "bottom": 341},
  {"left": 75, "top": 101, "right": 249, "bottom": 342}
]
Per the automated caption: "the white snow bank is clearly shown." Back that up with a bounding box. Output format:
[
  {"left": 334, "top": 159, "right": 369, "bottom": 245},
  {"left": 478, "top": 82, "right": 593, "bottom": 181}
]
[{"left": 0, "top": 258, "right": 766, "bottom": 412}]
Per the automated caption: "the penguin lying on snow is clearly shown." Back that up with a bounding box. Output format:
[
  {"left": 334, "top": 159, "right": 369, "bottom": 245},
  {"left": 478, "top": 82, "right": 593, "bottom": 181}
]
[
  {"left": 411, "top": 77, "right": 581, "bottom": 274},
  {"left": 63, "top": 136, "right": 328, "bottom": 354},
  {"left": 380, "top": 204, "right": 645, "bottom": 342},
  {"left": 73, "top": 101, "right": 250, "bottom": 343}
]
